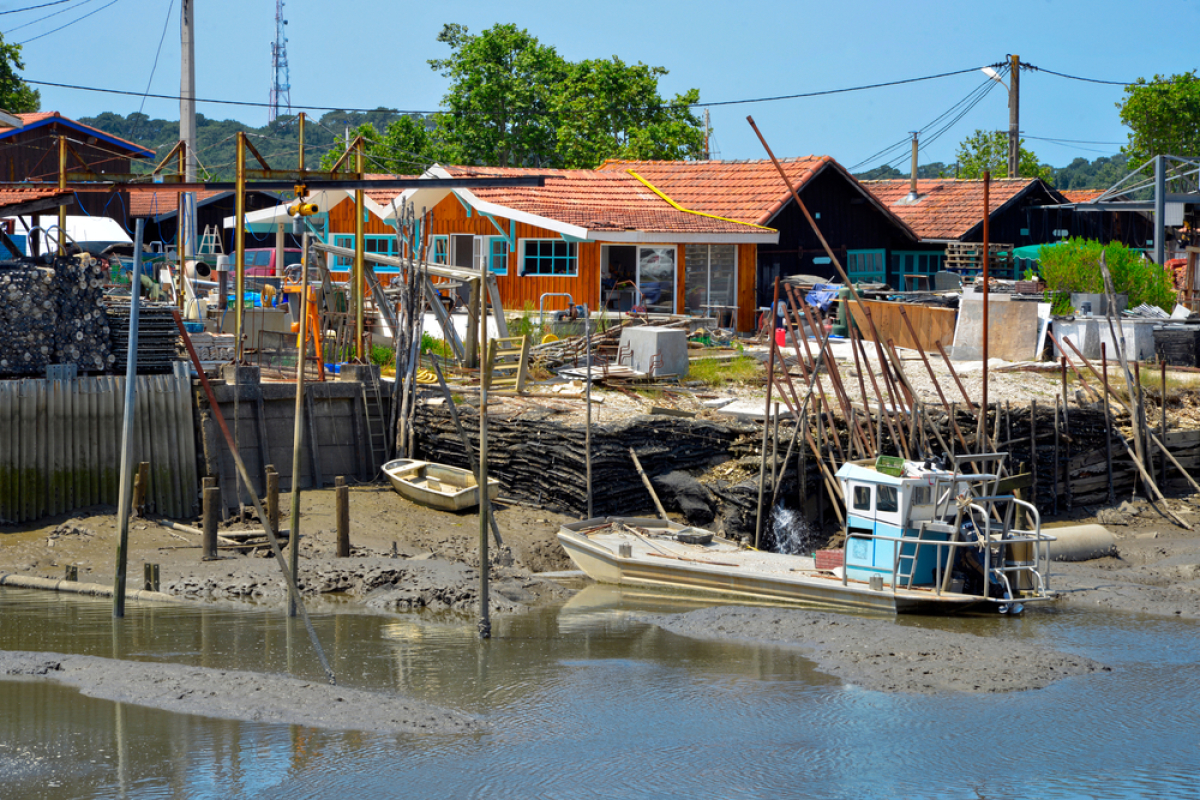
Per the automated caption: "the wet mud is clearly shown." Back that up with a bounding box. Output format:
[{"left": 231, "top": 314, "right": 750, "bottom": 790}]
[{"left": 0, "top": 650, "right": 480, "bottom": 734}]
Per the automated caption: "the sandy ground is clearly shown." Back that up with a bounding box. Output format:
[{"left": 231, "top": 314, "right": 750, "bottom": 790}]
[{"left": 0, "top": 650, "right": 479, "bottom": 735}]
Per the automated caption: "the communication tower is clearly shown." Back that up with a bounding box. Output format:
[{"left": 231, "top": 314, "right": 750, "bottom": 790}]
[{"left": 268, "top": 0, "right": 291, "bottom": 124}]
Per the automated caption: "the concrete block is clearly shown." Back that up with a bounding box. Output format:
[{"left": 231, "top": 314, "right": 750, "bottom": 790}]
[
  {"left": 716, "top": 399, "right": 792, "bottom": 422},
  {"left": 1052, "top": 317, "right": 1158, "bottom": 361},
  {"left": 1070, "top": 293, "right": 1127, "bottom": 317},
  {"left": 339, "top": 364, "right": 380, "bottom": 384},
  {"left": 618, "top": 326, "right": 689, "bottom": 377},
  {"left": 951, "top": 294, "right": 1040, "bottom": 361},
  {"left": 221, "top": 364, "right": 261, "bottom": 385}
]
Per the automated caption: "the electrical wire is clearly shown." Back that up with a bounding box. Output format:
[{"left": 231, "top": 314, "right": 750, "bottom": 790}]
[
  {"left": 18, "top": 0, "right": 119, "bottom": 45},
  {"left": 134, "top": 0, "right": 175, "bottom": 123},
  {"left": 0, "top": 0, "right": 75, "bottom": 14},
  {"left": 25, "top": 63, "right": 999, "bottom": 116},
  {"left": 1022, "top": 134, "right": 1125, "bottom": 146},
  {"left": 4, "top": 0, "right": 93, "bottom": 32}
]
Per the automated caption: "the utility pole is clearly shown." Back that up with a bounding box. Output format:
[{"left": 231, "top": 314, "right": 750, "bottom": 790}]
[
  {"left": 180, "top": 0, "right": 197, "bottom": 273},
  {"left": 704, "top": 109, "right": 710, "bottom": 160},
  {"left": 1008, "top": 54, "right": 1020, "bottom": 178}
]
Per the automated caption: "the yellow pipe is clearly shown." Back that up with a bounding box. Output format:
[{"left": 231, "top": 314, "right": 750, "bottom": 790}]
[
  {"left": 625, "top": 169, "right": 775, "bottom": 231},
  {"left": 235, "top": 131, "right": 246, "bottom": 362}
]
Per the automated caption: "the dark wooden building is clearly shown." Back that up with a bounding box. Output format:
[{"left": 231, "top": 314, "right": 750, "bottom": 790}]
[
  {"left": 0, "top": 112, "right": 153, "bottom": 220},
  {"left": 129, "top": 189, "right": 290, "bottom": 255}
]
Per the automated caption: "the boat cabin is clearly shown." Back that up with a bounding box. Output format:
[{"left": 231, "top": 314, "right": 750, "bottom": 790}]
[{"left": 836, "top": 460, "right": 965, "bottom": 587}]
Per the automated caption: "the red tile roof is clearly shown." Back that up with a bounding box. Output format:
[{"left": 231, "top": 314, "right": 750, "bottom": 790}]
[
  {"left": 596, "top": 157, "right": 830, "bottom": 226},
  {"left": 0, "top": 186, "right": 73, "bottom": 213},
  {"left": 364, "top": 173, "right": 420, "bottom": 206},
  {"left": 861, "top": 178, "right": 1042, "bottom": 240},
  {"left": 441, "top": 165, "right": 771, "bottom": 236},
  {"left": 1061, "top": 188, "right": 1105, "bottom": 203},
  {"left": 0, "top": 112, "right": 153, "bottom": 158}
]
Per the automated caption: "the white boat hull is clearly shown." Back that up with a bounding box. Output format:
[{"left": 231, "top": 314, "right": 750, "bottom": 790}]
[
  {"left": 384, "top": 458, "right": 500, "bottom": 512},
  {"left": 558, "top": 517, "right": 985, "bottom": 615}
]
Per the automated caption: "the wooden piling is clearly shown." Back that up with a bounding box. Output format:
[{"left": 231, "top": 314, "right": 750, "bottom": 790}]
[
  {"left": 1029, "top": 401, "right": 1038, "bottom": 505},
  {"left": 265, "top": 465, "right": 280, "bottom": 537},
  {"left": 143, "top": 563, "right": 159, "bottom": 592},
  {"left": 132, "top": 461, "right": 149, "bottom": 518},
  {"left": 335, "top": 477, "right": 350, "bottom": 558},
  {"left": 1052, "top": 396, "right": 1060, "bottom": 516},
  {"left": 1161, "top": 361, "right": 1168, "bottom": 487},
  {"left": 202, "top": 486, "right": 219, "bottom": 561}
]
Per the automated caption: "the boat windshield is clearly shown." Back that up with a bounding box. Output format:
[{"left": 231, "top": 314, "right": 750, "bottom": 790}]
[{"left": 876, "top": 486, "right": 898, "bottom": 513}]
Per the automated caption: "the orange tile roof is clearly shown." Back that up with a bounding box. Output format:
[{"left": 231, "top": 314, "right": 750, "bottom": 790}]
[
  {"left": 0, "top": 112, "right": 153, "bottom": 158},
  {"left": 596, "top": 157, "right": 831, "bottom": 225},
  {"left": 441, "top": 165, "right": 770, "bottom": 236},
  {"left": 0, "top": 186, "right": 73, "bottom": 212},
  {"left": 1061, "top": 188, "right": 1105, "bottom": 203},
  {"left": 861, "top": 178, "right": 1042, "bottom": 240},
  {"left": 128, "top": 189, "right": 226, "bottom": 217},
  {"left": 364, "top": 173, "right": 420, "bottom": 206}
]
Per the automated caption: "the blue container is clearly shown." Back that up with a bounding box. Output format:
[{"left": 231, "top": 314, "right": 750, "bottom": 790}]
[{"left": 183, "top": 321, "right": 205, "bottom": 334}]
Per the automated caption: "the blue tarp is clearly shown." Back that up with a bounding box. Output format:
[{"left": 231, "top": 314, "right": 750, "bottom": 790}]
[{"left": 805, "top": 283, "right": 840, "bottom": 312}]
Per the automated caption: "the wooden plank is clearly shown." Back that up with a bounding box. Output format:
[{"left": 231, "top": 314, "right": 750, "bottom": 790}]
[{"left": 847, "top": 299, "right": 955, "bottom": 352}]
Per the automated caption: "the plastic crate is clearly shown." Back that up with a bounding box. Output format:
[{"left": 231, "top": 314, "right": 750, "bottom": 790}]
[{"left": 875, "top": 455, "right": 905, "bottom": 477}]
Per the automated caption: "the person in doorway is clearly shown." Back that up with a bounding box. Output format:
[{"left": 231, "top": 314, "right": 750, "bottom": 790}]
[{"left": 774, "top": 297, "right": 787, "bottom": 330}]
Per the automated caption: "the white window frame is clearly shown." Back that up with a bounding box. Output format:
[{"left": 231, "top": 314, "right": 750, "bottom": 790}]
[
  {"left": 635, "top": 244, "right": 678, "bottom": 314},
  {"left": 684, "top": 244, "right": 738, "bottom": 313}
]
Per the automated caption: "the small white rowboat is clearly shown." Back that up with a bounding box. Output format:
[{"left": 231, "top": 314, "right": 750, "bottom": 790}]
[{"left": 383, "top": 458, "right": 500, "bottom": 512}]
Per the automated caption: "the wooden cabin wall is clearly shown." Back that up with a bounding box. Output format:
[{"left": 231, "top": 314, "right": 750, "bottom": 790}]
[
  {"left": 328, "top": 196, "right": 394, "bottom": 235},
  {"left": 1, "top": 124, "right": 137, "bottom": 219},
  {"left": 737, "top": 243, "right": 757, "bottom": 331}
]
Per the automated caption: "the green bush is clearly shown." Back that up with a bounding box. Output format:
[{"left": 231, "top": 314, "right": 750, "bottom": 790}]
[{"left": 1039, "top": 238, "right": 1176, "bottom": 311}]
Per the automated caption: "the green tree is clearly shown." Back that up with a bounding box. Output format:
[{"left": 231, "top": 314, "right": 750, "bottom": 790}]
[
  {"left": 1118, "top": 72, "right": 1200, "bottom": 166},
  {"left": 429, "top": 23, "right": 566, "bottom": 168},
  {"left": 318, "top": 117, "right": 450, "bottom": 174},
  {"left": 0, "top": 34, "right": 39, "bottom": 113},
  {"left": 553, "top": 56, "right": 703, "bottom": 168},
  {"left": 953, "top": 129, "right": 1053, "bottom": 183},
  {"left": 1039, "top": 237, "right": 1176, "bottom": 311}
]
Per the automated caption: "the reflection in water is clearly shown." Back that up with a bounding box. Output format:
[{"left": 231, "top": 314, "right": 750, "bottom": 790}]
[{"left": 1, "top": 587, "right": 1199, "bottom": 799}]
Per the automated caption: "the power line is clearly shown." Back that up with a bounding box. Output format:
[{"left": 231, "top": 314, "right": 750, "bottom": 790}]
[
  {"left": 1027, "top": 65, "right": 1131, "bottom": 86},
  {"left": 1023, "top": 134, "right": 1125, "bottom": 146},
  {"left": 5, "top": 0, "right": 94, "bottom": 32},
  {"left": 133, "top": 0, "right": 175, "bottom": 127},
  {"left": 0, "top": 0, "right": 74, "bottom": 14},
  {"left": 24, "top": 63, "right": 999, "bottom": 116},
  {"left": 18, "top": 0, "right": 119, "bottom": 44}
]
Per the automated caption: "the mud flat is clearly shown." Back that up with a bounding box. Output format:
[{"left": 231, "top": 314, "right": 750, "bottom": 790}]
[
  {"left": 636, "top": 606, "right": 1108, "bottom": 694},
  {"left": 0, "top": 650, "right": 480, "bottom": 734}
]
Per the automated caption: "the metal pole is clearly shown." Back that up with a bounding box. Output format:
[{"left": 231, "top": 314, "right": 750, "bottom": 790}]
[
  {"left": 1008, "top": 55, "right": 1020, "bottom": 178},
  {"left": 585, "top": 304, "right": 593, "bottom": 519},
  {"left": 288, "top": 233, "right": 309, "bottom": 618},
  {"left": 980, "top": 170, "right": 990, "bottom": 452},
  {"left": 1154, "top": 154, "right": 1166, "bottom": 265},
  {"left": 57, "top": 135, "right": 66, "bottom": 256},
  {"left": 180, "top": 0, "right": 197, "bottom": 291},
  {"left": 478, "top": 261, "right": 491, "bottom": 639},
  {"left": 355, "top": 138, "right": 366, "bottom": 361},
  {"left": 234, "top": 131, "right": 246, "bottom": 362},
  {"left": 113, "top": 218, "right": 145, "bottom": 618}
]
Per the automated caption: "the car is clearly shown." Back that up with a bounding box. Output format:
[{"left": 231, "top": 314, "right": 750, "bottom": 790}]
[{"left": 243, "top": 247, "right": 302, "bottom": 277}]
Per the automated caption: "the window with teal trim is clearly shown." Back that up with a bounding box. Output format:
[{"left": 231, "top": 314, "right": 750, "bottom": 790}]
[
  {"left": 489, "top": 237, "right": 509, "bottom": 275},
  {"left": 521, "top": 239, "right": 577, "bottom": 276},
  {"left": 430, "top": 236, "right": 449, "bottom": 265},
  {"left": 330, "top": 235, "right": 399, "bottom": 267},
  {"left": 847, "top": 249, "right": 885, "bottom": 283},
  {"left": 891, "top": 251, "right": 944, "bottom": 290}
]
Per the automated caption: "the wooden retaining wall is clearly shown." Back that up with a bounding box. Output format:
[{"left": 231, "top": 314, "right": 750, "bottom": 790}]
[{"left": 0, "top": 365, "right": 198, "bottom": 523}]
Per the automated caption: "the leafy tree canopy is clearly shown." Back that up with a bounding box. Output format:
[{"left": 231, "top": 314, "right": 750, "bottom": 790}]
[
  {"left": 953, "top": 129, "right": 1053, "bottom": 184},
  {"left": 1039, "top": 237, "right": 1175, "bottom": 311},
  {"left": 854, "top": 162, "right": 948, "bottom": 181},
  {"left": 1118, "top": 72, "right": 1200, "bottom": 166},
  {"left": 0, "top": 34, "right": 39, "bottom": 114},
  {"left": 427, "top": 23, "right": 704, "bottom": 169},
  {"left": 1051, "top": 154, "right": 1130, "bottom": 191}
]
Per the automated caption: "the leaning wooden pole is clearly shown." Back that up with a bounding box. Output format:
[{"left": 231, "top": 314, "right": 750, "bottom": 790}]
[
  {"left": 113, "top": 218, "right": 144, "bottom": 618},
  {"left": 477, "top": 262, "right": 491, "bottom": 639},
  {"left": 287, "top": 233, "right": 310, "bottom": 619},
  {"left": 754, "top": 277, "right": 781, "bottom": 549}
]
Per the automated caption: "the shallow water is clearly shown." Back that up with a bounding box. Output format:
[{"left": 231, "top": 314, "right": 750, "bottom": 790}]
[{"left": 2, "top": 585, "right": 1199, "bottom": 799}]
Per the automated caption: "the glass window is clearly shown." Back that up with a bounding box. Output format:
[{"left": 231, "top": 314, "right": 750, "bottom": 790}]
[
  {"left": 638, "top": 246, "right": 675, "bottom": 313},
  {"left": 876, "top": 486, "right": 898, "bottom": 513},
  {"left": 684, "top": 244, "right": 736, "bottom": 315},
  {"left": 430, "top": 236, "right": 449, "bottom": 265},
  {"left": 522, "top": 239, "right": 578, "bottom": 276},
  {"left": 853, "top": 486, "right": 872, "bottom": 511},
  {"left": 333, "top": 235, "right": 353, "bottom": 267},
  {"left": 489, "top": 238, "right": 509, "bottom": 275}
]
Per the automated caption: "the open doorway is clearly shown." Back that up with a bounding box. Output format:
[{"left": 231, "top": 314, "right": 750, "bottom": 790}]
[{"left": 600, "top": 244, "right": 676, "bottom": 313}]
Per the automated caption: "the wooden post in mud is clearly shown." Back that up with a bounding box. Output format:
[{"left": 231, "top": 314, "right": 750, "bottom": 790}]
[
  {"left": 266, "top": 465, "right": 280, "bottom": 536},
  {"left": 477, "top": 265, "right": 491, "bottom": 640},
  {"left": 1062, "top": 358, "right": 1072, "bottom": 511},
  {"left": 1161, "top": 361, "right": 1168, "bottom": 487},
  {"left": 1029, "top": 401, "right": 1038, "bottom": 505},
  {"left": 202, "top": 485, "right": 219, "bottom": 561},
  {"left": 1102, "top": 344, "right": 1114, "bottom": 503},
  {"left": 132, "top": 462, "right": 149, "bottom": 518},
  {"left": 335, "top": 477, "right": 350, "bottom": 557}
]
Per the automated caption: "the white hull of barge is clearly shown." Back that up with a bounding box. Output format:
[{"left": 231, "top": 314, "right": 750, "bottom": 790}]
[{"left": 558, "top": 517, "right": 985, "bottom": 615}]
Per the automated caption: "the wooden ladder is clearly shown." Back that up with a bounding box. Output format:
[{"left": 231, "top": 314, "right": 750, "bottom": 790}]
[{"left": 484, "top": 335, "right": 530, "bottom": 392}]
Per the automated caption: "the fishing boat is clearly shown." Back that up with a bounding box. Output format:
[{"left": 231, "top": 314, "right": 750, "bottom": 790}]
[
  {"left": 383, "top": 458, "right": 500, "bottom": 512},
  {"left": 557, "top": 453, "right": 1055, "bottom": 614}
]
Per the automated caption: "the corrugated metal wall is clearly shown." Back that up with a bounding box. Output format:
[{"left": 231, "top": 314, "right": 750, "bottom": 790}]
[{"left": 0, "top": 364, "right": 197, "bottom": 523}]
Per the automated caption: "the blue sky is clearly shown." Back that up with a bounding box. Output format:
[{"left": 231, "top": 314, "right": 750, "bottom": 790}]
[{"left": 6, "top": 0, "right": 1199, "bottom": 171}]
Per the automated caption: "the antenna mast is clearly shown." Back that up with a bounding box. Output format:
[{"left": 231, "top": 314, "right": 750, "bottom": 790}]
[{"left": 269, "top": 0, "right": 291, "bottom": 125}]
